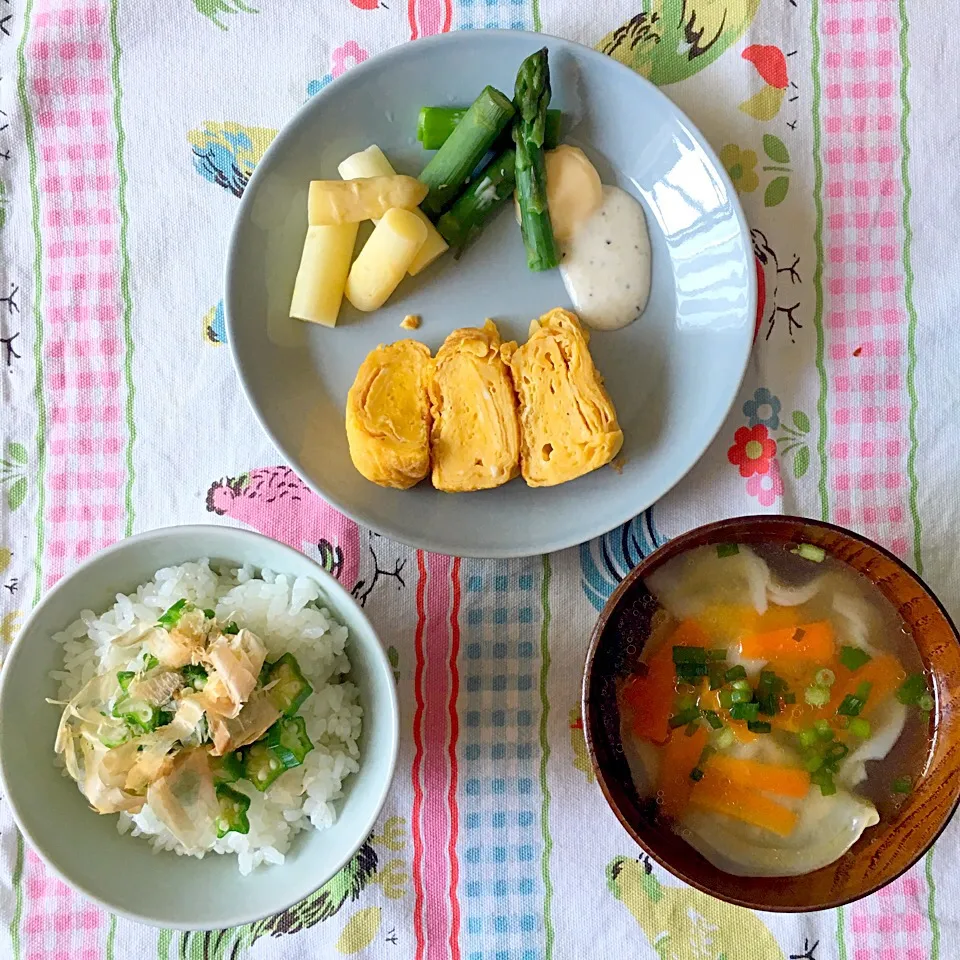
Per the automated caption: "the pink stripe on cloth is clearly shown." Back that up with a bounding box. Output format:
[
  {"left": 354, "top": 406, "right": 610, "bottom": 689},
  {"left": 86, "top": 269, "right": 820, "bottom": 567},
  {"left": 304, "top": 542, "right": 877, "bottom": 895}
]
[
  {"left": 818, "top": 0, "right": 916, "bottom": 565},
  {"left": 20, "top": 1, "right": 127, "bottom": 955},
  {"left": 848, "top": 868, "right": 929, "bottom": 959}
]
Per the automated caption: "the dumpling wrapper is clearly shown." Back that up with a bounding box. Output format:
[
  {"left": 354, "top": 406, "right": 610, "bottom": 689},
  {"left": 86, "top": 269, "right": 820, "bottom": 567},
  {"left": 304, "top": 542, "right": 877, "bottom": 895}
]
[
  {"left": 681, "top": 786, "right": 879, "bottom": 878},
  {"left": 501, "top": 308, "right": 622, "bottom": 487},
  {"left": 346, "top": 339, "right": 433, "bottom": 489},
  {"left": 428, "top": 319, "right": 521, "bottom": 493}
]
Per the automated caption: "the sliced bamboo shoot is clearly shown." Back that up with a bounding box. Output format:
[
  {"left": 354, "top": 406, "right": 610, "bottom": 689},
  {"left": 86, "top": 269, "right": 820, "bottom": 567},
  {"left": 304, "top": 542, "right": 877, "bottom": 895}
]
[
  {"left": 308, "top": 176, "right": 428, "bottom": 225},
  {"left": 338, "top": 145, "right": 448, "bottom": 275},
  {"left": 289, "top": 222, "right": 358, "bottom": 327},
  {"left": 345, "top": 208, "right": 427, "bottom": 312}
]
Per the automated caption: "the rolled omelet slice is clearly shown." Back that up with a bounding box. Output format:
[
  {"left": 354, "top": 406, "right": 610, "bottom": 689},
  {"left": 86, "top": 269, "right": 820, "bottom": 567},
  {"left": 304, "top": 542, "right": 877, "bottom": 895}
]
[
  {"left": 428, "top": 320, "right": 521, "bottom": 493},
  {"left": 501, "top": 308, "right": 623, "bottom": 487},
  {"left": 346, "top": 339, "right": 433, "bottom": 489}
]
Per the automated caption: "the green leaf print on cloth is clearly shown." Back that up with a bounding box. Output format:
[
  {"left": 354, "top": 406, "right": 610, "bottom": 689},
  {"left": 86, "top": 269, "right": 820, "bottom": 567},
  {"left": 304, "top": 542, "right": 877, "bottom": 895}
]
[
  {"left": 1, "top": 441, "right": 29, "bottom": 511},
  {"left": 607, "top": 856, "right": 786, "bottom": 960},
  {"left": 596, "top": 0, "right": 761, "bottom": 86},
  {"left": 192, "top": 0, "right": 258, "bottom": 30}
]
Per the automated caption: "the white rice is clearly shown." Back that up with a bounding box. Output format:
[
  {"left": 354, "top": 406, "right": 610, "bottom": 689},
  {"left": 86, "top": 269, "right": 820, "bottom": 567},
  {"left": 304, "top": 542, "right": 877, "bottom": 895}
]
[{"left": 51, "top": 559, "right": 363, "bottom": 875}]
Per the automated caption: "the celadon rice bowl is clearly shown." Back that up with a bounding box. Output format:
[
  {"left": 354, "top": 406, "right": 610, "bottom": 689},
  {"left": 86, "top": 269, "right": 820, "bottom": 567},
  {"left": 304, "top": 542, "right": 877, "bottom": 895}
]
[{"left": 50, "top": 560, "right": 363, "bottom": 875}]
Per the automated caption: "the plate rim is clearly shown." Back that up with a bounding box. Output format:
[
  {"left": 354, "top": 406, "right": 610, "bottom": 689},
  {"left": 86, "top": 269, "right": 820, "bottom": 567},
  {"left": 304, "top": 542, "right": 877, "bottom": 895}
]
[{"left": 224, "top": 28, "right": 757, "bottom": 559}]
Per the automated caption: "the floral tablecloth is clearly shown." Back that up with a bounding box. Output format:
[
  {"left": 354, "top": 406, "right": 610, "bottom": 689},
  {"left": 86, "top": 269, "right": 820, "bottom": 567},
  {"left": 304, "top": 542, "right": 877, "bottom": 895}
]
[{"left": 1, "top": 1, "right": 956, "bottom": 958}]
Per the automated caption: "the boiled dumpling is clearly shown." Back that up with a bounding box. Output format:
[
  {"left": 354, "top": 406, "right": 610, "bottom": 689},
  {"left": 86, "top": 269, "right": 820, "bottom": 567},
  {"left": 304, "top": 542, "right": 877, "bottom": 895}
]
[{"left": 840, "top": 696, "right": 907, "bottom": 788}]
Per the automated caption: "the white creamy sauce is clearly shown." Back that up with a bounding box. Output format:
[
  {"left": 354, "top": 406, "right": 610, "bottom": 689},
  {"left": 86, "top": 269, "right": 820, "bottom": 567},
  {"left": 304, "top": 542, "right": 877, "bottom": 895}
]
[{"left": 559, "top": 184, "right": 651, "bottom": 331}]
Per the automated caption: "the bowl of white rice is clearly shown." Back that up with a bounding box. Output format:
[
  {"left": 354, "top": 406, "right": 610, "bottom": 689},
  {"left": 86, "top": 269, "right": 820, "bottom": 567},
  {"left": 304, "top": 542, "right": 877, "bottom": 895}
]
[{"left": 0, "top": 524, "right": 399, "bottom": 929}]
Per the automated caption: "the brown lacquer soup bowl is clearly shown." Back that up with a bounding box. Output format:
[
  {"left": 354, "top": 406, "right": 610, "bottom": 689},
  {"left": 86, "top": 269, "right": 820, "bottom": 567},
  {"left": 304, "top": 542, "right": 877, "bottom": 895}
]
[{"left": 582, "top": 515, "right": 960, "bottom": 911}]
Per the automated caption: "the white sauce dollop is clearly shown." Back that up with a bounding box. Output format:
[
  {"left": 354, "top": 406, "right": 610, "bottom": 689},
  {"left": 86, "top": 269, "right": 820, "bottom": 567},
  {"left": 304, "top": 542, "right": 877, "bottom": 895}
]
[{"left": 559, "top": 184, "right": 651, "bottom": 331}]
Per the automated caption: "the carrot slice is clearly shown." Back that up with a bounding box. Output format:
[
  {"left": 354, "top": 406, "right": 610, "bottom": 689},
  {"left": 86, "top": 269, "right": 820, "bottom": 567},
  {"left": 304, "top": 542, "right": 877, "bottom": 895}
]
[
  {"left": 739, "top": 620, "right": 835, "bottom": 662},
  {"left": 705, "top": 755, "right": 810, "bottom": 799},
  {"left": 658, "top": 725, "right": 709, "bottom": 819},
  {"left": 696, "top": 604, "right": 760, "bottom": 643},
  {"left": 817, "top": 653, "right": 906, "bottom": 720},
  {"left": 689, "top": 774, "right": 799, "bottom": 836},
  {"left": 622, "top": 620, "right": 710, "bottom": 745}
]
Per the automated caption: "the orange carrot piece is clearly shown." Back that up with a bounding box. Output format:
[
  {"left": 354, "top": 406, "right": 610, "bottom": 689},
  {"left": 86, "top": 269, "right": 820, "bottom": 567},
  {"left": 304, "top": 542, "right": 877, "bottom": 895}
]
[
  {"left": 695, "top": 604, "right": 760, "bottom": 643},
  {"left": 658, "top": 725, "right": 709, "bottom": 819},
  {"left": 705, "top": 755, "right": 811, "bottom": 799},
  {"left": 623, "top": 620, "right": 710, "bottom": 745},
  {"left": 817, "top": 653, "right": 907, "bottom": 720},
  {"left": 689, "top": 774, "right": 799, "bottom": 836},
  {"left": 739, "top": 620, "right": 835, "bottom": 662}
]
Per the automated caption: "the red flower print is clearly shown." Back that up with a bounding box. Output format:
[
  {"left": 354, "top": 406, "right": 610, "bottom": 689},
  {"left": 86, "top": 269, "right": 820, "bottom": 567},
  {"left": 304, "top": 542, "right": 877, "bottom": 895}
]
[{"left": 727, "top": 424, "right": 776, "bottom": 478}]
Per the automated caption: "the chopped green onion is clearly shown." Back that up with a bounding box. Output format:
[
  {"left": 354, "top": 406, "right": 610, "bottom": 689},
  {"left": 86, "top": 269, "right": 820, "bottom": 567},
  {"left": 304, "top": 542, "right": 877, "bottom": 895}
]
[
  {"left": 815, "top": 668, "right": 836, "bottom": 688},
  {"left": 703, "top": 711, "right": 724, "bottom": 730},
  {"left": 729, "top": 688, "right": 753, "bottom": 704},
  {"left": 826, "top": 741, "right": 849, "bottom": 762},
  {"left": 224, "top": 621, "right": 240, "bottom": 636},
  {"left": 839, "top": 645, "right": 872, "bottom": 671},
  {"left": 798, "top": 728, "right": 818, "bottom": 749},
  {"left": 674, "top": 694, "right": 697, "bottom": 713},
  {"left": 837, "top": 695, "right": 863, "bottom": 716},
  {"left": 896, "top": 673, "right": 929, "bottom": 706},
  {"left": 675, "top": 663, "right": 709, "bottom": 681},
  {"left": 849, "top": 718, "right": 871, "bottom": 739},
  {"left": 811, "top": 768, "right": 837, "bottom": 796},
  {"left": 707, "top": 648, "right": 728, "bottom": 662},
  {"left": 143, "top": 653, "right": 159, "bottom": 671},
  {"left": 116, "top": 671, "right": 135, "bottom": 693},
  {"left": 782, "top": 692, "right": 797, "bottom": 704},
  {"left": 668, "top": 707, "right": 700, "bottom": 729},
  {"left": 714, "top": 727, "right": 736, "bottom": 750},
  {"left": 180, "top": 664, "right": 208, "bottom": 691},
  {"left": 731, "top": 678, "right": 752, "bottom": 693},
  {"left": 673, "top": 646, "right": 708, "bottom": 664},
  {"left": 724, "top": 665, "right": 747, "bottom": 683},
  {"left": 708, "top": 663, "right": 727, "bottom": 690},
  {"left": 729, "top": 702, "right": 760, "bottom": 721},
  {"left": 684, "top": 722, "right": 700, "bottom": 737},
  {"left": 203, "top": 608, "right": 216, "bottom": 619},
  {"left": 804, "top": 685, "right": 831, "bottom": 707},
  {"left": 718, "top": 690, "right": 734, "bottom": 710},
  {"left": 156, "top": 709, "right": 175, "bottom": 727},
  {"left": 918, "top": 693, "right": 934, "bottom": 712},
  {"left": 792, "top": 543, "right": 826, "bottom": 563},
  {"left": 747, "top": 720, "right": 772, "bottom": 734},
  {"left": 157, "top": 599, "right": 190, "bottom": 628},
  {"left": 689, "top": 766, "right": 705, "bottom": 781},
  {"left": 815, "top": 719, "right": 834, "bottom": 739},
  {"left": 892, "top": 775, "right": 912, "bottom": 795},
  {"left": 716, "top": 543, "right": 740, "bottom": 558},
  {"left": 804, "top": 753, "right": 824, "bottom": 773}
]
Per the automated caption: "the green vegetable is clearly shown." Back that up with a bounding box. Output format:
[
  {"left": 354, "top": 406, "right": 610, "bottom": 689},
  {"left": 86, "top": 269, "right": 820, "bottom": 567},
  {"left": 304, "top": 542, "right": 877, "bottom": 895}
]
[
  {"left": 798, "top": 728, "right": 818, "bottom": 749},
  {"left": 675, "top": 663, "right": 708, "bottom": 681},
  {"left": 116, "top": 671, "right": 135, "bottom": 693},
  {"left": 674, "top": 694, "right": 697, "bottom": 713},
  {"left": 729, "top": 702, "right": 760, "bottom": 721},
  {"left": 747, "top": 720, "right": 772, "bottom": 734},
  {"left": 782, "top": 692, "right": 797, "bottom": 704},
  {"left": 417, "top": 105, "right": 562, "bottom": 151},
  {"left": 112, "top": 696, "right": 162, "bottom": 732},
  {"left": 156, "top": 709, "right": 175, "bottom": 727},
  {"left": 724, "top": 665, "right": 747, "bottom": 683},
  {"left": 98, "top": 727, "right": 130, "bottom": 748},
  {"left": 143, "top": 653, "right": 159, "bottom": 671},
  {"left": 668, "top": 706, "right": 700, "bottom": 729},
  {"left": 839, "top": 645, "right": 872, "bottom": 672},
  {"left": 731, "top": 678, "right": 752, "bottom": 692},
  {"left": 811, "top": 768, "right": 837, "bottom": 796},
  {"left": 729, "top": 688, "right": 753, "bottom": 704},
  {"left": 814, "top": 668, "right": 836, "bottom": 688},
  {"left": 918, "top": 693, "right": 934, "bottom": 712},
  {"left": 792, "top": 543, "right": 826, "bottom": 562},
  {"left": 210, "top": 751, "right": 244, "bottom": 785},
  {"left": 896, "top": 673, "right": 929, "bottom": 706},
  {"left": 815, "top": 718, "right": 834, "bottom": 739},
  {"left": 512, "top": 48, "right": 560, "bottom": 271},
  {"left": 689, "top": 766, "right": 705, "bottom": 782},
  {"left": 418, "top": 86, "right": 515, "bottom": 217},
  {"left": 181, "top": 664, "right": 208, "bottom": 690},
  {"left": 804, "top": 685, "right": 831, "bottom": 707},
  {"left": 673, "top": 647, "right": 707, "bottom": 664},
  {"left": 713, "top": 727, "right": 736, "bottom": 750},
  {"left": 837, "top": 681, "right": 872, "bottom": 717},
  {"left": 892, "top": 775, "right": 912, "bottom": 794},
  {"left": 203, "top": 608, "right": 216, "bottom": 619},
  {"left": 707, "top": 648, "right": 728, "bottom": 662},
  {"left": 437, "top": 148, "right": 517, "bottom": 255},
  {"left": 716, "top": 543, "right": 740, "bottom": 558},
  {"left": 264, "top": 653, "right": 314, "bottom": 716},
  {"left": 242, "top": 741, "right": 286, "bottom": 792},
  {"left": 848, "top": 718, "right": 871, "bottom": 739},
  {"left": 215, "top": 784, "right": 251, "bottom": 837},
  {"left": 684, "top": 721, "right": 700, "bottom": 737},
  {"left": 157, "top": 599, "right": 190, "bottom": 628},
  {"left": 718, "top": 690, "right": 734, "bottom": 711},
  {"left": 756, "top": 671, "right": 786, "bottom": 716},
  {"left": 265, "top": 716, "right": 315, "bottom": 770},
  {"left": 703, "top": 711, "right": 724, "bottom": 730},
  {"left": 224, "top": 621, "right": 239, "bottom": 635},
  {"left": 708, "top": 662, "right": 727, "bottom": 690}
]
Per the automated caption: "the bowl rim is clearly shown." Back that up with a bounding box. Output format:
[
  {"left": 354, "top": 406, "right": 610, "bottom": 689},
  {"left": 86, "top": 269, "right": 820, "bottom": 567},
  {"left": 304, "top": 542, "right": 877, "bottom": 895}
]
[
  {"left": 222, "top": 27, "right": 757, "bottom": 559},
  {"left": 581, "top": 513, "right": 960, "bottom": 911},
  {"left": 0, "top": 523, "right": 400, "bottom": 929}
]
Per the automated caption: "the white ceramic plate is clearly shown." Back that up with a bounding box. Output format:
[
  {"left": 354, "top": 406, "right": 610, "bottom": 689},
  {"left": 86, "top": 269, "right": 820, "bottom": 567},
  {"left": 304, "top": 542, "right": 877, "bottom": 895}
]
[{"left": 225, "top": 30, "right": 755, "bottom": 558}]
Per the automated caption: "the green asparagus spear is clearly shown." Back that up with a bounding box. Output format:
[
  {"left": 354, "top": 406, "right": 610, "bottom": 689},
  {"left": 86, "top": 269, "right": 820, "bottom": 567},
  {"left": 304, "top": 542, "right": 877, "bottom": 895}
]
[
  {"left": 418, "top": 86, "right": 515, "bottom": 217},
  {"left": 418, "top": 106, "right": 561, "bottom": 151},
  {"left": 512, "top": 48, "right": 560, "bottom": 272},
  {"left": 436, "top": 148, "right": 516, "bottom": 256}
]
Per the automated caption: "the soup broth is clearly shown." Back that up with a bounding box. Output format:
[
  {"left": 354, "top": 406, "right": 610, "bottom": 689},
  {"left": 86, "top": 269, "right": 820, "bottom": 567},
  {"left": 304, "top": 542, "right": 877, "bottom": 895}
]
[{"left": 617, "top": 541, "right": 932, "bottom": 878}]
